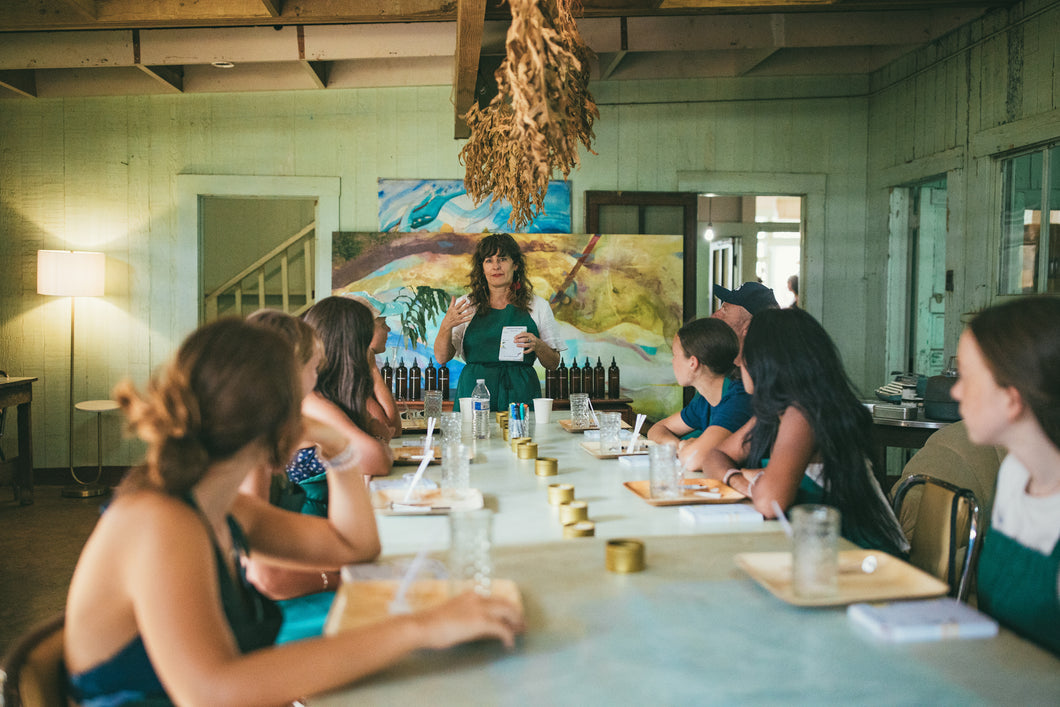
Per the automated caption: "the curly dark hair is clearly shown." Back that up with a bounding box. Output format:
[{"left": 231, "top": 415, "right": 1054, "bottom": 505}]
[
  {"left": 742, "top": 308, "right": 906, "bottom": 554},
  {"left": 466, "top": 233, "right": 533, "bottom": 312},
  {"left": 115, "top": 318, "right": 302, "bottom": 495}
]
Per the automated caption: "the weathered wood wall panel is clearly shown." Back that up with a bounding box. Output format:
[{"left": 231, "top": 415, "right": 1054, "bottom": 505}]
[{"left": 865, "top": 0, "right": 1060, "bottom": 387}]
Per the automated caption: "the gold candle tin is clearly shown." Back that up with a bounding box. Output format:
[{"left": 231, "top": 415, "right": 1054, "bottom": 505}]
[
  {"left": 558, "top": 500, "right": 589, "bottom": 524},
  {"left": 517, "top": 442, "right": 538, "bottom": 459},
  {"left": 562, "top": 520, "right": 595, "bottom": 538},
  {"left": 606, "top": 539, "right": 645, "bottom": 573},
  {"left": 510, "top": 436, "right": 531, "bottom": 453},
  {"left": 548, "top": 483, "right": 574, "bottom": 506},
  {"left": 534, "top": 457, "right": 558, "bottom": 476},
  {"left": 496, "top": 411, "right": 509, "bottom": 427}
]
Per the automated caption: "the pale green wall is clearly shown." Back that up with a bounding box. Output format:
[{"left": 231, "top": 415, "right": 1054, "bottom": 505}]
[
  {"left": 0, "top": 79, "right": 870, "bottom": 467},
  {"left": 3, "top": 0, "right": 1056, "bottom": 468},
  {"left": 865, "top": 0, "right": 1060, "bottom": 384}
]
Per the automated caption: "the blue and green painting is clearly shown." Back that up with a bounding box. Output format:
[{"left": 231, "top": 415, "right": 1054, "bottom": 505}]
[{"left": 378, "top": 179, "right": 571, "bottom": 234}]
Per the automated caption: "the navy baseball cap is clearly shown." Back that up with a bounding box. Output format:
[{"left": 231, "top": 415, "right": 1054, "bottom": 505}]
[{"left": 712, "top": 282, "right": 778, "bottom": 315}]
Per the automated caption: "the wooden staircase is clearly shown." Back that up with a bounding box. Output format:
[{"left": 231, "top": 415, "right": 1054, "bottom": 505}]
[{"left": 204, "top": 221, "right": 316, "bottom": 321}]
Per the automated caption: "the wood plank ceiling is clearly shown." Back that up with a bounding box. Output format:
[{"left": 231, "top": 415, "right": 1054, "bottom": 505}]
[{"left": 0, "top": 0, "right": 1018, "bottom": 136}]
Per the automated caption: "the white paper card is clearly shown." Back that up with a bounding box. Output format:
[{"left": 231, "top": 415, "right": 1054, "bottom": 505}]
[{"left": 498, "top": 326, "right": 527, "bottom": 361}]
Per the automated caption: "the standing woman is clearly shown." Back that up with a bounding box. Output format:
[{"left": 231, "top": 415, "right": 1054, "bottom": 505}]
[
  {"left": 64, "top": 319, "right": 523, "bottom": 707},
  {"left": 433, "top": 233, "right": 564, "bottom": 411},
  {"left": 302, "top": 296, "right": 393, "bottom": 483},
  {"left": 647, "top": 317, "right": 752, "bottom": 472},
  {"left": 702, "top": 308, "right": 908, "bottom": 555},
  {"left": 951, "top": 297, "right": 1060, "bottom": 655}
]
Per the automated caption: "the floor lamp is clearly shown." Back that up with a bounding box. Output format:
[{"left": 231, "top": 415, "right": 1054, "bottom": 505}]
[{"left": 37, "top": 249, "right": 108, "bottom": 498}]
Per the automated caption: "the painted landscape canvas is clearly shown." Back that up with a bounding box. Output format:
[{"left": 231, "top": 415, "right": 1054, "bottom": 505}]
[
  {"left": 378, "top": 179, "right": 572, "bottom": 234},
  {"left": 332, "top": 232, "right": 683, "bottom": 420}
]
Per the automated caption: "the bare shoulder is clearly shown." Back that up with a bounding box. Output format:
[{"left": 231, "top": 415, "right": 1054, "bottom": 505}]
[{"left": 102, "top": 491, "right": 210, "bottom": 551}]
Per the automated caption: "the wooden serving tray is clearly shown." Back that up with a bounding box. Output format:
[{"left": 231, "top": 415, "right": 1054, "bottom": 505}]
[
  {"left": 735, "top": 550, "right": 949, "bottom": 607},
  {"left": 370, "top": 487, "right": 484, "bottom": 515},
  {"left": 623, "top": 478, "right": 745, "bottom": 506},
  {"left": 580, "top": 440, "right": 649, "bottom": 458},
  {"left": 559, "top": 418, "right": 633, "bottom": 432},
  {"left": 325, "top": 578, "right": 522, "bottom": 635},
  {"left": 391, "top": 445, "right": 474, "bottom": 466},
  {"left": 392, "top": 445, "right": 441, "bottom": 465}
]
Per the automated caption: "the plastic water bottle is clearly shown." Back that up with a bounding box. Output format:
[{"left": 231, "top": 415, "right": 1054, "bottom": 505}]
[{"left": 472, "top": 378, "right": 491, "bottom": 440}]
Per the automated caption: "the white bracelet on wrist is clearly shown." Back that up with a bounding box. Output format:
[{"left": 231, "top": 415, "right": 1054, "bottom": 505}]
[
  {"left": 722, "top": 468, "right": 740, "bottom": 486},
  {"left": 324, "top": 441, "right": 359, "bottom": 473},
  {"left": 746, "top": 470, "right": 765, "bottom": 498}
]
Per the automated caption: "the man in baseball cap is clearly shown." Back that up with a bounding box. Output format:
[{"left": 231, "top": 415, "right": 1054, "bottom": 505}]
[{"left": 710, "top": 281, "right": 778, "bottom": 344}]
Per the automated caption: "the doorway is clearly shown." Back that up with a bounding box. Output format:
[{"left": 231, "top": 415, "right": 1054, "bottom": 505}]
[
  {"left": 176, "top": 175, "right": 340, "bottom": 331},
  {"left": 904, "top": 177, "right": 948, "bottom": 376},
  {"left": 700, "top": 194, "right": 803, "bottom": 313}
]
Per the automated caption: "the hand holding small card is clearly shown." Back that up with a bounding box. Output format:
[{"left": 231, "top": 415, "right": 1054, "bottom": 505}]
[{"left": 499, "top": 326, "right": 528, "bottom": 361}]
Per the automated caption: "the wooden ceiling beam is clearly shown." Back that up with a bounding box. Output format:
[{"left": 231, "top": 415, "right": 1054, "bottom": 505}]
[
  {"left": 58, "top": 0, "right": 98, "bottom": 21},
  {"left": 297, "top": 25, "right": 329, "bottom": 88},
  {"left": 260, "top": 0, "right": 284, "bottom": 17},
  {"left": 133, "top": 30, "right": 182, "bottom": 92},
  {"left": 453, "top": 0, "right": 488, "bottom": 140},
  {"left": 0, "top": 70, "right": 37, "bottom": 98}
]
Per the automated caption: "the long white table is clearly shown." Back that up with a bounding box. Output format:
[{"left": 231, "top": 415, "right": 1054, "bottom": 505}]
[
  {"left": 310, "top": 420, "right": 1060, "bottom": 705},
  {"left": 378, "top": 420, "right": 773, "bottom": 555}
]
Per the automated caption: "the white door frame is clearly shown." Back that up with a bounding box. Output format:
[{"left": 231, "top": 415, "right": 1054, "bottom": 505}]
[{"left": 176, "top": 175, "right": 340, "bottom": 332}]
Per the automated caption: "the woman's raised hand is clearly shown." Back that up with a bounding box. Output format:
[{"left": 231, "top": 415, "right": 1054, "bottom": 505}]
[
  {"left": 439, "top": 296, "right": 474, "bottom": 331},
  {"left": 416, "top": 591, "right": 525, "bottom": 650}
]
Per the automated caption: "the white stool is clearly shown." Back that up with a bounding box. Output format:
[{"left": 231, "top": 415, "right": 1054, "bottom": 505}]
[{"left": 64, "top": 399, "right": 119, "bottom": 498}]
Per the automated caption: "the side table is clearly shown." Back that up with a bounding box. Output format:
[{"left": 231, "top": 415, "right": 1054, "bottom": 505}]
[{"left": 65, "top": 399, "right": 119, "bottom": 498}]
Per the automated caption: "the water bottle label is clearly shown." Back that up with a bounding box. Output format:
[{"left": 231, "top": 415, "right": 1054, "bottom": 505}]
[{"left": 474, "top": 400, "right": 488, "bottom": 412}]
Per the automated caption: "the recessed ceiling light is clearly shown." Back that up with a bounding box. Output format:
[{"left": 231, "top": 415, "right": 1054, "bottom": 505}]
[{"left": 211, "top": 61, "right": 235, "bottom": 69}]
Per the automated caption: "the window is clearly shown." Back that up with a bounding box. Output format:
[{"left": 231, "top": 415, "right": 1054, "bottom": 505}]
[{"left": 999, "top": 145, "right": 1060, "bottom": 294}]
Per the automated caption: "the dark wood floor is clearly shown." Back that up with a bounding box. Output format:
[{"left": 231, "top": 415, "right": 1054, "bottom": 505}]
[{"left": 0, "top": 486, "right": 107, "bottom": 655}]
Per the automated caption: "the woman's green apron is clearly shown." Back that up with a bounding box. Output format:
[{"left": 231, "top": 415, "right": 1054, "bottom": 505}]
[
  {"left": 454, "top": 304, "right": 541, "bottom": 412},
  {"left": 977, "top": 527, "right": 1060, "bottom": 655}
]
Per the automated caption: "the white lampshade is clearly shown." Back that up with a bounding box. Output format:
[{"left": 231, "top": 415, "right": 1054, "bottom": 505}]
[{"left": 37, "top": 250, "right": 106, "bottom": 297}]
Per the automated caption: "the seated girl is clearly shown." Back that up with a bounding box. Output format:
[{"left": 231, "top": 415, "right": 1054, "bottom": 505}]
[
  {"left": 703, "top": 308, "right": 908, "bottom": 555},
  {"left": 647, "top": 318, "right": 752, "bottom": 472},
  {"left": 64, "top": 318, "right": 523, "bottom": 707},
  {"left": 243, "top": 309, "right": 380, "bottom": 601},
  {"left": 951, "top": 297, "right": 1060, "bottom": 655},
  {"left": 299, "top": 296, "right": 394, "bottom": 498}
]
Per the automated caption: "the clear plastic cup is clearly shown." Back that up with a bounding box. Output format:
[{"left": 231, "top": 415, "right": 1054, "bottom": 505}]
[
  {"left": 448, "top": 508, "right": 493, "bottom": 596},
  {"left": 791, "top": 504, "right": 840, "bottom": 599}
]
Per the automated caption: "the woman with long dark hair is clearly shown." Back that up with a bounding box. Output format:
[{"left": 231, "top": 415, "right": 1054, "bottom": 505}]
[
  {"left": 64, "top": 319, "right": 523, "bottom": 707},
  {"left": 433, "top": 233, "right": 565, "bottom": 411},
  {"left": 703, "top": 308, "right": 907, "bottom": 554},
  {"left": 299, "top": 296, "right": 392, "bottom": 483},
  {"left": 647, "top": 317, "right": 752, "bottom": 471},
  {"left": 951, "top": 297, "right": 1060, "bottom": 654}
]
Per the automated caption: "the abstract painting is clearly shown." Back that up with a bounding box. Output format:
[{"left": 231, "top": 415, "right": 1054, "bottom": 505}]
[
  {"left": 378, "top": 179, "right": 572, "bottom": 234},
  {"left": 332, "top": 231, "right": 683, "bottom": 420}
]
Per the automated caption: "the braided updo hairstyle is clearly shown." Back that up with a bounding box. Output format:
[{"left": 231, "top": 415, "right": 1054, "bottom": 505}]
[{"left": 114, "top": 318, "right": 303, "bottom": 495}]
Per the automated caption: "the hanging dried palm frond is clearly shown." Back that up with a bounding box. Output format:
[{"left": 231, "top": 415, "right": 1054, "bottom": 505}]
[{"left": 460, "top": 0, "right": 598, "bottom": 230}]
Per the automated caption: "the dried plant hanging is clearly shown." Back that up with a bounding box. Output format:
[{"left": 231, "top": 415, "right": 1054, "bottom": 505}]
[{"left": 460, "top": 0, "right": 598, "bottom": 230}]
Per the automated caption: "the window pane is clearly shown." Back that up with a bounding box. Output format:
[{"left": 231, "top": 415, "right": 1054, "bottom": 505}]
[
  {"left": 754, "top": 195, "right": 801, "bottom": 223},
  {"left": 999, "top": 151, "right": 1042, "bottom": 294},
  {"left": 643, "top": 206, "right": 684, "bottom": 235},
  {"left": 598, "top": 205, "right": 639, "bottom": 234}
]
